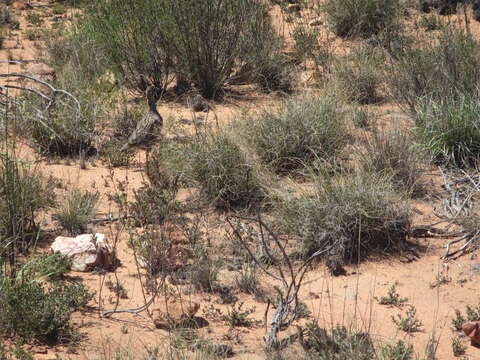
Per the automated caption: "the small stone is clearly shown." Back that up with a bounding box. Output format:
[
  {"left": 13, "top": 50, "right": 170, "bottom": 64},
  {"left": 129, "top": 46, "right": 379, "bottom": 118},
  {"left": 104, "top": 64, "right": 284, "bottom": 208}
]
[{"left": 463, "top": 321, "right": 480, "bottom": 345}]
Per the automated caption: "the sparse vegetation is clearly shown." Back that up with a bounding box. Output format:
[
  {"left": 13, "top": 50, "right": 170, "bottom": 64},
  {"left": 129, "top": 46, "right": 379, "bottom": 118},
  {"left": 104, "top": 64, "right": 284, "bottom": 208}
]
[
  {"left": 223, "top": 302, "right": 256, "bottom": 327},
  {"left": 0, "top": 258, "right": 92, "bottom": 343},
  {"left": 359, "top": 129, "right": 424, "bottom": 195},
  {"left": 381, "top": 340, "right": 414, "bottom": 360},
  {"left": 375, "top": 282, "right": 408, "bottom": 308},
  {"left": 0, "top": 152, "right": 56, "bottom": 275},
  {"left": 187, "top": 132, "right": 264, "bottom": 209},
  {"left": 57, "top": 188, "right": 99, "bottom": 235},
  {"left": 239, "top": 95, "right": 349, "bottom": 173},
  {"left": 452, "top": 336, "right": 466, "bottom": 357},
  {"left": 323, "top": 0, "right": 402, "bottom": 38},
  {"left": 392, "top": 306, "right": 423, "bottom": 333},
  {"left": 301, "top": 322, "right": 375, "bottom": 359},
  {"left": 278, "top": 170, "right": 410, "bottom": 262}
]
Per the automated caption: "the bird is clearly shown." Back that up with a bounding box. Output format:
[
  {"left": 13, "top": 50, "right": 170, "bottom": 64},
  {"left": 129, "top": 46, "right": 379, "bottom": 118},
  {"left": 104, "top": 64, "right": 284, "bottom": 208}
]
[
  {"left": 190, "top": 95, "right": 210, "bottom": 113},
  {"left": 120, "top": 86, "right": 163, "bottom": 151}
]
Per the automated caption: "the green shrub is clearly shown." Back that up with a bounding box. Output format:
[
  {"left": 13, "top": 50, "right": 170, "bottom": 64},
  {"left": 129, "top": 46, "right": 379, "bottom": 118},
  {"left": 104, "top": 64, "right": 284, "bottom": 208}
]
[
  {"left": 334, "top": 45, "right": 384, "bottom": 104},
  {"left": 188, "top": 132, "right": 264, "bottom": 209},
  {"left": 239, "top": 95, "right": 348, "bottom": 174},
  {"left": 57, "top": 188, "right": 99, "bottom": 235},
  {"left": 278, "top": 170, "right": 410, "bottom": 262},
  {"left": 381, "top": 340, "right": 414, "bottom": 360},
  {"left": 323, "top": 0, "right": 402, "bottom": 38},
  {"left": 415, "top": 94, "right": 480, "bottom": 167},
  {"left": 387, "top": 27, "right": 480, "bottom": 111},
  {"left": 86, "top": 0, "right": 277, "bottom": 99},
  {"left": 359, "top": 129, "right": 424, "bottom": 195},
  {"left": 301, "top": 322, "right": 375, "bottom": 359},
  {"left": 0, "top": 152, "right": 56, "bottom": 272},
  {"left": 0, "top": 275, "right": 91, "bottom": 343}
]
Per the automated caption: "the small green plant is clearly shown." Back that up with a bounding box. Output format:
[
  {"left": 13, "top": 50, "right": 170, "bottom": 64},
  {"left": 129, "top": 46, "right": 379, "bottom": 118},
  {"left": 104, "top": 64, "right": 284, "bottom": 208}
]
[
  {"left": 188, "top": 245, "right": 222, "bottom": 292},
  {"left": 392, "top": 306, "right": 423, "bottom": 333},
  {"left": 453, "top": 304, "right": 480, "bottom": 331},
  {"left": 239, "top": 94, "right": 349, "bottom": 173},
  {"left": 301, "top": 322, "right": 375, "bottom": 359},
  {"left": 452, "top": 336, "right": 466, "bottom": 357},
  {"left": 17, "top": 253, "right": 72, "bottom": 283},
  {"left": 234, "top": 262, "right": 262, "bottom": 298},
  {"left": 452, "top": 309, "right": 467, "bottom": 331},
  {"left": 57, "top": 188, "right": 99, "bottom": 235},
  {"left": 105, "top": 279, "right": 128, "bottom": 299},
  {"left": 381, "top": 340, "right": 414, "bottom": 360},
  {"left": 223, "top": 302, "right": 255, "bottom": 327},
  {"left": 0, "top": 152, "right": 56, "bottom": 274},
  {"left": 26, "top": 12, "right": 43, "bottom": 26},
  {"left": 375, "top": 282, "right": 408, "bottom": 308}
]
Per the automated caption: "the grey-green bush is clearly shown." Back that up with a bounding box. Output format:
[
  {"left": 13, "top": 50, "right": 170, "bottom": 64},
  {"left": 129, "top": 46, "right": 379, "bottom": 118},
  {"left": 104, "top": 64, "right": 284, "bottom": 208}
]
[
  {"left": 334, "top": 45, "right": 384, "bottom": 104},
  {"left": 188, "top": 132, "right": 263, "bottom": 209},
  {"left": 323, "top": 0, "right": 402, "bottom": 38},
  {"left": 278, "top": 170, "right": 410, "bottom": 262},
  {"left": 359, "top": 129, "right": 424, "bottom": 196},
  {"left": 239, "top": 95, "right": 348, "bottom": 173}
]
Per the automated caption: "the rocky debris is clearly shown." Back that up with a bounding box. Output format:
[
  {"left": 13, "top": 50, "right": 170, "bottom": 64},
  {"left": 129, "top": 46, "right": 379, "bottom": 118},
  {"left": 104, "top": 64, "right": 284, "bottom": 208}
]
[
  {"left": 153, "top": 299, "right": 200, "bottom": 329},
  {"left": 51, "top": 233, "right": 115, "bottom": 272},
  {"left": 462, "top": 321, "right": 480, "bottom": 345},
  {"left": 29, "top": 63, "right": 55, "bottom": 77}
]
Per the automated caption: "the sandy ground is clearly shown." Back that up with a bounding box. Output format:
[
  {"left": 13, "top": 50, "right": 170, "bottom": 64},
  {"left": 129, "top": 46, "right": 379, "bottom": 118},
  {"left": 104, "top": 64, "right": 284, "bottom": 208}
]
[{"left": 2, "top": 1, "right": 480, "bottom": 359}]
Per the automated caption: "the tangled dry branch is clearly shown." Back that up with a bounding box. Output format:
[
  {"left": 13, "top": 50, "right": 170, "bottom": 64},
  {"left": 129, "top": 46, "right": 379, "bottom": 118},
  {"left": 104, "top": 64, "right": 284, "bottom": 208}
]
[{"left": 226, "top": 215, "right": 327, "bottom": 350}]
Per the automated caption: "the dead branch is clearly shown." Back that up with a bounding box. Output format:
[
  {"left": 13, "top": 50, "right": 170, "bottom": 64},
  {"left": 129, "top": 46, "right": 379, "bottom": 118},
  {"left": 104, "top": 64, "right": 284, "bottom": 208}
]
[{"left": 226, "top": 215, "right": 327, "bottom": 350}]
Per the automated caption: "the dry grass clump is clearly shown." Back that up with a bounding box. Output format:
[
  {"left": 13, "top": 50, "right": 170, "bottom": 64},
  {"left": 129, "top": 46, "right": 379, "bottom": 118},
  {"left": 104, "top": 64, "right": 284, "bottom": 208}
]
[
  {"left": 277, "top": 169, "right": 410, "bottom": 263},
  {"left": 239, "top": 94, "right": 349, "bottom": 174},
  {"left": 187, "top": 132, "right": 265, "bottom": 209},
  {"left": 358, "top": 129, "right": 424, "bottom": 196}
]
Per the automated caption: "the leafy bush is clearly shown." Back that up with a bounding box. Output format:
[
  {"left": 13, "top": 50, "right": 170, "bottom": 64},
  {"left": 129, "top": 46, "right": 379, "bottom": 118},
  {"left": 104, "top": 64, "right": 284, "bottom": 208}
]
[
  {"left": 0, "top": 277, "right": 91, "bottom": 342},
  {"left": 359, "top": 129, "right": 424, "bottom": 195},
  {"left": 387, "top": 27, "right": 480, "bottom": 111},
  {"left": 0, "top": 152, "right": 56, "bottom": 272},
  {"left": 86, "top": 0, "right": 277, "bottom": 99},
  {"left": 0, "top": 258, "right": 92, "bottom": 343},
  {"left": 301, "top": 322, "right": 375, "bottom": 360},
  {"left": 255, "top": 52, "right": 295, "bottom": 94},
  {"left": 334, "top": 45, "right": 384, "bottom": 104},
  {"left": 278, "top": 170, "right": 410, "bottom": 262},
  {"left": 323, "top": 0, "right": 402, "bottom": 38},
  {"left": 381, "top": 340, "right": 414, "bottom": 360},
  {"left": 57, "top": 188, "right": 99, "bottom": 235},
  {"left": 239, "top": 95, "right": 348, "bottom": 174},
  {"left": 188, "top": 132, "right": 264, "bottom": 209},
  {"left": 415, "top": 94, "right": 480, "bottom": 167}
]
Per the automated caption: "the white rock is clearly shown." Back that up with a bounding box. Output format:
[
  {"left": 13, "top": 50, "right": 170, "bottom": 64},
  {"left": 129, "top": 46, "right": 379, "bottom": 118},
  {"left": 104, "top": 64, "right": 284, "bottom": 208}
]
[{"left": 51, "top": 233, "right": 114, "bottom": 272}]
